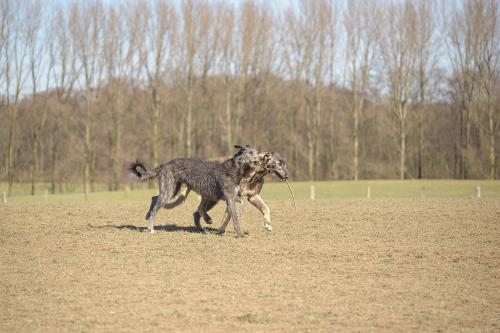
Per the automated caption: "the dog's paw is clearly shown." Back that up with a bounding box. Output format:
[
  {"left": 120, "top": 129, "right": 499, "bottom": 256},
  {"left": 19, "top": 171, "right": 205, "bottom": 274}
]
[
  {"left": 264, "top": 224, "right": 273, "bottom": 232},
  {"left": 149, "top": 229, "right": 155, "bottom": 234},
  {"left": 205, "top": 218, "right": 213, "bottom": 225},
  {"left": 217, "top": 228, "right": 226, "bottom": 235}
]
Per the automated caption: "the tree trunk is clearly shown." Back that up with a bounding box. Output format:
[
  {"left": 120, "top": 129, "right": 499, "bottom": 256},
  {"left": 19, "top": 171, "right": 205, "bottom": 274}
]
[
  {"left": 460, "top": 104, "right": 470, "bottom": 179},
  {"left": 314, "top": 91, "right": 322, "bottom": 181},
  {"left": 6, "top": 105, "right": 18, "bottom": 196},
  {"left": 234, "top": 76, "right": 245, "bottom": 145},
  {"left": 50, "top": 133, "right": 58, "bottom": 194},
  {"left": 225, "top": 79, "right": 232, "bottom": 153},
  {"left": 111, "top": 86, "right": 123, "bottom": 191},
  {"left": 417, "top": 109, "right": 423, "bottom": 179},
  {"left": 30, "top": 133, "right": 38, "bottom": 196},
  {"left": 353, "top": 96, "right": 359, "bottom": 181},
  {"left": 488, "top": 113, "right": 496, "bottom": 179},
  {"left": 306, "top": 103, "right": 314, "bottom": 181},
  {"left": 84, "top": 123, "right": 91, "bottom": 199},
  {"left": 329, "top": 110, "right": 335, "bottom": 179},
  {"left": 186, "top": 79, "right": 193, "bottom": 157},
  {"left": 400, "top": 115, "right": 406, "bottom": 180},
  {"left": 150, "top": 88, "right": 160, "bottom": 166}
]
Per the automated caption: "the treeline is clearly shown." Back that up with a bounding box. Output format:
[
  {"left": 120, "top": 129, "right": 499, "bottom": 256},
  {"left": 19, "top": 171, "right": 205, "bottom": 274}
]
[{"left": 0, "top": 0, "right": 499, "bottom": 196}]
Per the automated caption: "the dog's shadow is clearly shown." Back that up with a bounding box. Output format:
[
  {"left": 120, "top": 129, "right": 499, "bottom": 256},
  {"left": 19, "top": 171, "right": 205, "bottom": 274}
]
[{"left": 88, "top": 223, "right": 220, "bottom": 234}]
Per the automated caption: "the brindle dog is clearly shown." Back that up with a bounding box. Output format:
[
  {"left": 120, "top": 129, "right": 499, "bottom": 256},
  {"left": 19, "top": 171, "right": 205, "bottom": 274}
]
[
  {"left": 215, "top": 152, "right": 288, "bottom": 234},
  {"left": 177, "top": 151, "right": 289, "bottom": 234}
]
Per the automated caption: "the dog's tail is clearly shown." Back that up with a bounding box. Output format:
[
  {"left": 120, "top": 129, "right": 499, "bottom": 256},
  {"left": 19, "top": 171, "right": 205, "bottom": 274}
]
[{"left": 129, "top": 160, "right": 158, "bottom": 182}]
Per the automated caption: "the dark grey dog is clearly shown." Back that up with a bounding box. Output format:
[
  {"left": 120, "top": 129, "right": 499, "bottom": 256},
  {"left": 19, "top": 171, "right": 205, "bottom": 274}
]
[{"left": 129, "top": 146, "right": 260, "bottom": 237}]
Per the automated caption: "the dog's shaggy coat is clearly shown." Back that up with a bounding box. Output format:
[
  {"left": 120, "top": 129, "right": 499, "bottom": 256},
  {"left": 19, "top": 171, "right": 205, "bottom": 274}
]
[{"left": 129, "top": 146, "right": 260, "bottom": 237}]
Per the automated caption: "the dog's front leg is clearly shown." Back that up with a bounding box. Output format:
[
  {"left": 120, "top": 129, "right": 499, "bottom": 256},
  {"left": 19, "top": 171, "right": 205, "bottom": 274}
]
[
  {"left": 226, "top": 196, "right": 244, "bottom": 238},
  {"left": 248, "top": 194, "right": 272, "bottom": 232},
  {"left": 217, "top": 198, "right": 245, "bottom": 235}
]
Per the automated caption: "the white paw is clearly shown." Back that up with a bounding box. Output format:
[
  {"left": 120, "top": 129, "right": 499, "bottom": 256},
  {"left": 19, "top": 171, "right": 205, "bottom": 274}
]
[
  {"left": 264, "top": 224, "right": 272, "bottom": 232},
  {"left": 149, "top": 229, "right": 155, "bottom": 234}
]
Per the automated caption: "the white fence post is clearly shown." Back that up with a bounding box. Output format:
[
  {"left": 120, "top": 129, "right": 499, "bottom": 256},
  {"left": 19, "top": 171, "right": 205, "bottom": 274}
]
[
  {"left": 420, "top": 187, "right": 425, "bottom": 199},
  {"left": 476, "top": 186, "right": 481, "bottom": 198},
  {"left": 2, "top": 192, "right": 6, "bottom": 205},
  {"left": 44, "top": 189, "right": 48, "bottom": 200},
  {"left": 310, "top": 185, "right": 315, "bottom": 201},
  {"left": 367, "top": 186, "right": 371, "bottom": 199}
]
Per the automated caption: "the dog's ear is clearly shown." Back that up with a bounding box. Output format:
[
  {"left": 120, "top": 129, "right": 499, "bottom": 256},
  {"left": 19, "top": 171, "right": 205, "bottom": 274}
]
[
  {"left": 261, "top": 152, "right": 272, "bottom": 162},
  {"left": 233, "top": 145, "right": 245, "bottom": 159}
]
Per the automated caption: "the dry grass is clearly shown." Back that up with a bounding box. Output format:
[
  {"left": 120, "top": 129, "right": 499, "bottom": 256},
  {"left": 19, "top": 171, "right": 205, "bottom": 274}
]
[{"left": 1, "top": 198, "right": 499, "bottom": 332}]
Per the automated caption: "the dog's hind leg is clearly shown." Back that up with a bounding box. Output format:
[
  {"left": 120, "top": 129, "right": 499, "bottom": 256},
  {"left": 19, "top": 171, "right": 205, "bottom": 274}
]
[
  {"left": 146, "top": 195, "right": 158, "bottom": 220},
  {"left": 193, "top": 199, "right": 217, "bottom": 233},
  {"left": 248, "top": 194, "right": 272, "bottom": 232},
  {"left": 217, "top": 209, "right": 231, "bottom": 235},
  {"left": 163, "top": 187, "right": 191, "bottom": 209},
  {"left": 145, "top": 195, "right": 161, "bottom": 233},
  {"left": 193, "top": 199, "right": 207, "bottom": 233},
  {"left": 145, "top": 172, "right": 177, "bottom": 233},
  {"left": 193, "top": 199, "right": 217, "bottom": 225}
]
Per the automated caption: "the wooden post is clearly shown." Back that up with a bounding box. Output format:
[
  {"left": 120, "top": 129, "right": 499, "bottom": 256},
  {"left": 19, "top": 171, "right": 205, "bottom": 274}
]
[
  {"left": 420, "top": 187, "right": 425, "bottom": 199},
  {"left": 476, "top": 186, "right": 481, "bottom": 198},
  {"left": 2, "top": 192, "right": 6, "bottom": 205},
  {"left": 367, "top": 186, "right": 371, "bottom": 199},
  {"left": 310, "top": 185, "right": 315, "bottom": 200}
]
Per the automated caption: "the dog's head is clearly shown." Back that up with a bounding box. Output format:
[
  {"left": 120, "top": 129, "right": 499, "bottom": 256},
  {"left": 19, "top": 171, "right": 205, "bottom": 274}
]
[
  {"left": 232, "top": 145, "right": 261, "bottom": 166},
  {"left": 261, "top": 151, "right": 289, "bottom": 180}
]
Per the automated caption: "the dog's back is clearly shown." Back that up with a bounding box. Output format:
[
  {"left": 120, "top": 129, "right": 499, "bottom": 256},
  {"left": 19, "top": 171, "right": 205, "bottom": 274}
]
[{"left": 165, "top": 157, "right": 238, "bottom": 202}]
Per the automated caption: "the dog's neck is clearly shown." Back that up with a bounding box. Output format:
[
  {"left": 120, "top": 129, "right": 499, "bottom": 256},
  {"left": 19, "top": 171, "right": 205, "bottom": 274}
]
[{"left": 221, "top": 158, "right": 252, "bottom": 183}]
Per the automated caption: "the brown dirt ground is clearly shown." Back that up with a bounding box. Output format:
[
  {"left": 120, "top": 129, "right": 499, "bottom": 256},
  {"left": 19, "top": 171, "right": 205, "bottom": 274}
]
[{"left": 1, "top": 198, "right": 499, "bottom": 332}]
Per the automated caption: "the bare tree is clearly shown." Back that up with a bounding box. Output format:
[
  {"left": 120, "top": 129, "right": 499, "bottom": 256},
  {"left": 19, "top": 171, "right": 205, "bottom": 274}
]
[
  {"left": 195, "top": 2, "right": 219, "bottom": 157},
  {"left": 2, "top": 0, "right": 31, "bottom": 195},
  {"left": 473, "top": 0, "right": 500, "bottom": 178},
  {"left": 302, "top": 0, "right": 335, "bottom": 180},
  {"left": 47, "top": 5, "right": 78, "bottom": 194},
  {"left": 70, "top": 1, "right": 105, "bottom": 197},
  {"left": 26, "top": 0, "right": 52, "bottom": 195},
  {"left": 379, "top": 0, "right": 419, "bottom": 180},
  {"left": 344, "top": 0, "right": 378, "bottom": 180},
  {"left": 137, "top": 0, "right": 176, "bottom": 167},
  {"left": 218, "top": 3, "right": 236, "bottom": 152},
  {"left": 180, "top": 0, "right": 201, "bottom": 157},
  {"left": 103, "top": 2, "right": 139, "bottom": 190},
  {"left": 447, "top": 0, "right": 484, "bottom": 178},
  {"left": 411, "top": 0, "right": 440, "bottom": 179}
]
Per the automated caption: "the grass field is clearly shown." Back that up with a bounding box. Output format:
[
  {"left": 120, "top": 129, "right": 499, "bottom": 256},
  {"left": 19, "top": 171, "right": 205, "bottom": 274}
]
[
  {"left": 3, "top": 179, "right": 500, "bottom": 202},
  {"left": 1, "top": 181, "right": 500, "bottom": 332}
]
